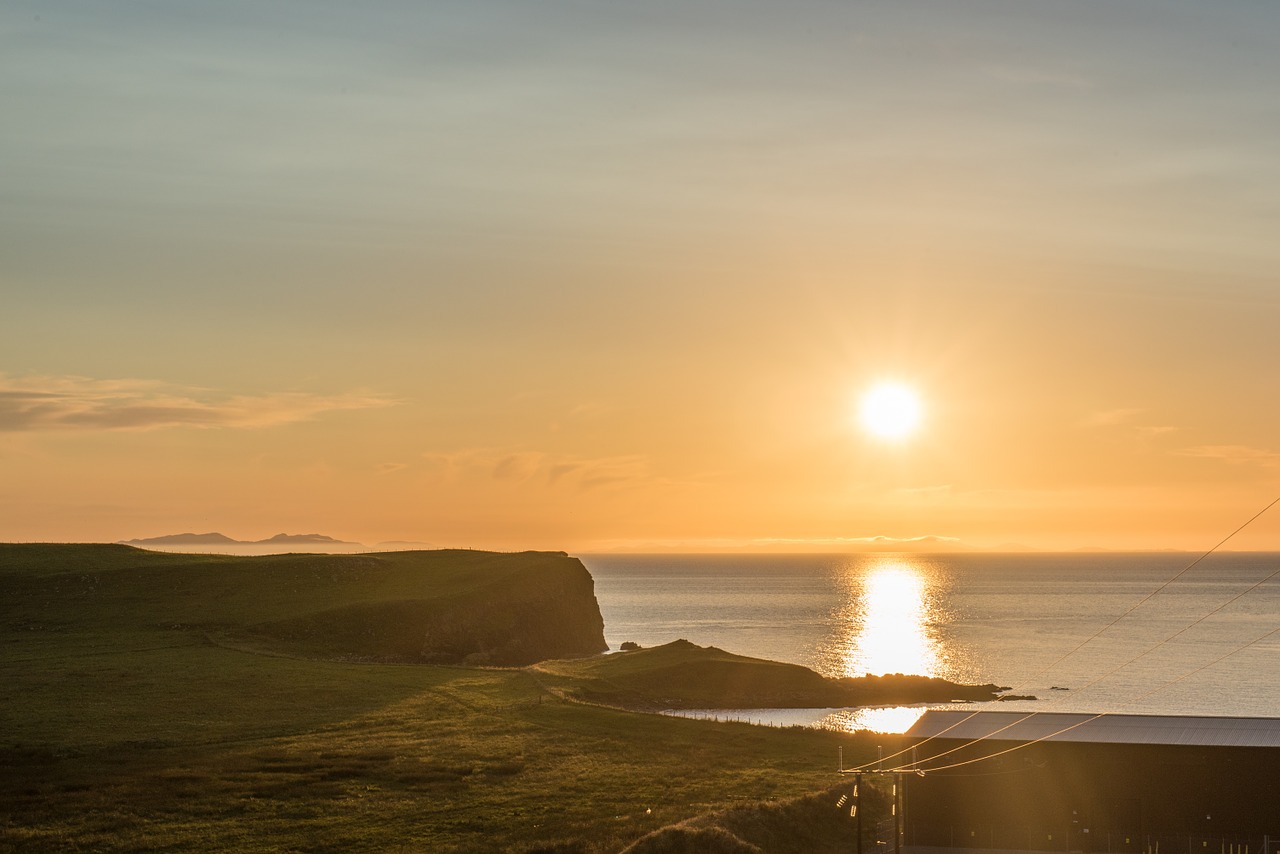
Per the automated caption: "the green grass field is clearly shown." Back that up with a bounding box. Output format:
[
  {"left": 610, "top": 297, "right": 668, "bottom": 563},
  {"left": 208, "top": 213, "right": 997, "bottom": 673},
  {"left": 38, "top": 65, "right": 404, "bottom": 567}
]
[{"left": 1, "top": 544, "right": 893, "bottom": 852}]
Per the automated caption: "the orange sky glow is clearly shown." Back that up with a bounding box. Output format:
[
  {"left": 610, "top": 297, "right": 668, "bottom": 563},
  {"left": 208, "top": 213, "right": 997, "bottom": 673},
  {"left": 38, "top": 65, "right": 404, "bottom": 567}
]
[{"left": 3, "top": 2, "right": 1279, "bottom": 553}]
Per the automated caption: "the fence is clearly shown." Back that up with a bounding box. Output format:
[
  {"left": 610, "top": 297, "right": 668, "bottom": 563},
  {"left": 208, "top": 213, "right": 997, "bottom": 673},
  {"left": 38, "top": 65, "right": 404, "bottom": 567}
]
[{"left": 908, "top": 823, "right": 1273, "bottom": 854}]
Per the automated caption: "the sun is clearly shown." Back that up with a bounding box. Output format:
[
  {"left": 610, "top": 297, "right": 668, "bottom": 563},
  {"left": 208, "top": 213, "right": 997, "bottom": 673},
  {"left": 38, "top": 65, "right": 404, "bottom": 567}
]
[{"left": 858, "top": 381, "right": 923, "bottom": 440}]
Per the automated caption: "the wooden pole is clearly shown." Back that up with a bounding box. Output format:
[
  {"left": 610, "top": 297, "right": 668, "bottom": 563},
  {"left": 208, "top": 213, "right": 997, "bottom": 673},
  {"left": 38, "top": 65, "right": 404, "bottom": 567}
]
[
  {"left": 894, "top": 773, "right": 902, "bottom": 854},
  {"left": 856, "top": 774, "right": 863, "bottom": 854}
]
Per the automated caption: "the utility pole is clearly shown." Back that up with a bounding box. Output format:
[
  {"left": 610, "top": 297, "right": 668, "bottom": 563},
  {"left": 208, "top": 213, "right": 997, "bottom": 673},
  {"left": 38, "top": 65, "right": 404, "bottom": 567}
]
[
  {"left": 837, "top": 749, "right": 902, "bottom": 854},
  {"left": 856, "top": 773, "right": 863, "bottom": 854},
  {"left": 894, "top": 773, "right": 903, "bottom": 854}
]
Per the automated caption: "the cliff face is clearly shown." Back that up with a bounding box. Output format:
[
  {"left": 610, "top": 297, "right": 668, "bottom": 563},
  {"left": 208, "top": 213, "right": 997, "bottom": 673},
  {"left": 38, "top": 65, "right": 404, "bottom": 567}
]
[
  {"left": 0, "top": 545, "right": 609, "bottom": 667},
  {"left": 414, "top": 560, "right": 608, "bottom": 665},
  {"left": 239, "top": 551, "right": 609, "bottom": 666}
]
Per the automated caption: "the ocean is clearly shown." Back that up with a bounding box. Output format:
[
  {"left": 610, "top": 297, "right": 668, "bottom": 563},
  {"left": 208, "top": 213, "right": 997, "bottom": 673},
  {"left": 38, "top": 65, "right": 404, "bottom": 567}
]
[{"left": 579, "top": 552, "right": 1280, "bottom": 730}]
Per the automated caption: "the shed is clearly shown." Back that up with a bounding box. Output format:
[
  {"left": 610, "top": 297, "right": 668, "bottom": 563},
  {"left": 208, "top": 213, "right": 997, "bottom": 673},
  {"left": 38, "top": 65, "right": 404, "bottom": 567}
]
[{"left": 899, "top": 710, "right": 1280, "bottom": 853}]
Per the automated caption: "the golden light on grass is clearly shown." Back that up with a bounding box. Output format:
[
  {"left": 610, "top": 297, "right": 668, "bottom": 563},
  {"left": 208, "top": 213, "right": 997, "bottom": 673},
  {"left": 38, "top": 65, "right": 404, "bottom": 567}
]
[{"left": 857, "top": 381, "right": 923, "bottom": 441}]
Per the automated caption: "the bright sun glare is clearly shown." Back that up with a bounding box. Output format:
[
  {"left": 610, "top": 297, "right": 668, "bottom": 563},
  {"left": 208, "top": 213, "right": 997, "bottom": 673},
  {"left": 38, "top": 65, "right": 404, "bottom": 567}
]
[{"left": 858, "top": 382, "right": 923, "bottom": 440}]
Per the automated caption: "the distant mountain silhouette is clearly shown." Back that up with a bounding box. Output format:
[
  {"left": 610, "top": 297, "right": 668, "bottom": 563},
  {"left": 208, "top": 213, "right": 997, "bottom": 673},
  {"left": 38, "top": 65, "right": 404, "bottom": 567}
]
[
  {"left": 257, "top": 533, "right": 345, "bottom": 544},
  {"left": 124, "top": 532, "right": 364, "bottom": 547},
  {"left": 123, "top": 532, "right": 241, "bottom": 545}
]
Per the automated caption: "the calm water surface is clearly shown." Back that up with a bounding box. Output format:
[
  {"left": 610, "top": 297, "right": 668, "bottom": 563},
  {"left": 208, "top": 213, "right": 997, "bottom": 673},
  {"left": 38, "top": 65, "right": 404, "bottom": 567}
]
[{"left": 580, "top": 553, "right": 1280, "bottom": 729}]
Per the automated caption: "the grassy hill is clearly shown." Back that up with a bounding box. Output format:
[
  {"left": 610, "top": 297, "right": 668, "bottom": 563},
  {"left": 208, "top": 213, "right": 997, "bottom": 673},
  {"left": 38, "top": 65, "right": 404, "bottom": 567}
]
[
  {"left": 538, "top": 639, "right": 1008, "bottom": 710},
  {"left": 1, "top": 543, "right": 892, "bottom": 852},
  {"left": 0, "top": 543, "right": 607, "bottom": 665}
]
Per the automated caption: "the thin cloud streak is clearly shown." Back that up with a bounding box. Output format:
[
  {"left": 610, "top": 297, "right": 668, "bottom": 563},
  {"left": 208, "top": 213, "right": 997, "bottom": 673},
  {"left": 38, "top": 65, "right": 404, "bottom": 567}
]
[
  {"left": 754, "top": 535, "right": 963, "bottom": 547},
  {"left": 585, "top": 534, "right": 966, "bottom": 554},
  {"left": 1176, "top": 445, "right": 1280, "bottom": 467},
  {"left": 0, "top": 374, "right": 398, "bottom": 432},
  {"left": 423, "top": 447, "right": 653, "bottom": 492},
  {"left": 1081, "top": 408, "right": 1145, "bottom": 428}
]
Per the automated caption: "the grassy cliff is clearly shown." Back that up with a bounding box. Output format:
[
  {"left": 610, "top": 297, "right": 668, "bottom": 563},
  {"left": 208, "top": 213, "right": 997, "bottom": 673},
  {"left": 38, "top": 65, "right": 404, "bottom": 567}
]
[
  {"left": 538, "top": 639, "right": 1008, "bottom": 710},
  {"left": 0, "top": 544, "right": 880, "bottom": 852},
  {"left": 0, "top": 543, "right": 607, "bottom": 665}
]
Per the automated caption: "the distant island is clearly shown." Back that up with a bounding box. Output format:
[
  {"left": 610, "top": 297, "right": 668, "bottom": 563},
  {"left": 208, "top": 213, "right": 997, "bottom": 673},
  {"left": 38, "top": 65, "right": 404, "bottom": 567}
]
[
  {"left": 122, "top": 532, "right": 362, "bottom": 547},
  {"left": 118, "top": 532, "right": 374, "bottom": 554}
]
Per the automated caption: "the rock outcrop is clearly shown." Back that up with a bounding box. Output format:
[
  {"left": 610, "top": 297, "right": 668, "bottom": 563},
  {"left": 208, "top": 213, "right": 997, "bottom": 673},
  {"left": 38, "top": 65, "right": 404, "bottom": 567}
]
[
  {"left": 542, "top": 639, "right": 1013, "bottom": 710},
  {"left": 247, "top": 551, "right": 608, "bottom": 665},
  {"left": 238, "top": 549, "right": 609, "bottom": 666}
]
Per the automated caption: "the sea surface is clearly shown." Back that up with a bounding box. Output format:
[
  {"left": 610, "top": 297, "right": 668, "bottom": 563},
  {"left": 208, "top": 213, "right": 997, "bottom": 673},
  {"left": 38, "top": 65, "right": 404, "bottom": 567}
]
[{"left": 579, "top": 553, "right": 1280, "bottom": 731}]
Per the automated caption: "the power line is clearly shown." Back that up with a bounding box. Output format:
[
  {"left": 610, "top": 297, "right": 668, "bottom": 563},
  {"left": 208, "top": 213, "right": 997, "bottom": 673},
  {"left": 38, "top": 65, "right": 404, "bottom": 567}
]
[
  {"left": 1028, "top": 495, "right": 1280, "bottom": 682},
  {"left": 895, "top": 620, "right": 1280, "bottom": 775},
  {"left": 841, "top": 708, "right": 992, "bottom": 773},
  {"left": 881, "top": 494, "right": 1280, "bottom": 773},
  {"left": 1077, "top": 560, "right": 1280, "bottom": 695},
  {"left": 841, "top": 549, "right": 1280, "bottom": 774}
]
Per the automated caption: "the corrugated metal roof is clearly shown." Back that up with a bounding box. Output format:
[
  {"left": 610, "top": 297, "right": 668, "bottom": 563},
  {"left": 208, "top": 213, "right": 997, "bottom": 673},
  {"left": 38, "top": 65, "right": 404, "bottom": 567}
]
[{"left": 905, "top": 710, "right": 1280, "bottom": 748}]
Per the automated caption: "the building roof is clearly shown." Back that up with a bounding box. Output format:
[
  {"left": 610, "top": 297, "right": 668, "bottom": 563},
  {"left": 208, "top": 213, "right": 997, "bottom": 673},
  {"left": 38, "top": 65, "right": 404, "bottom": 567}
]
[{"left": 905, "top": 710, "right": 1280, "bottom": 749}]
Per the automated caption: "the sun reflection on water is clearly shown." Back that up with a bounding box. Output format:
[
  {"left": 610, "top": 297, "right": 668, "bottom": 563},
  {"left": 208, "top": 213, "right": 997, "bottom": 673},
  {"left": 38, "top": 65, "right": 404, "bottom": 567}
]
[
  {"left": 661, "top": 558, "right": 950, "bottom": 736},
  {"left": 816, "top": 705, "right": 928, "bottom": 735},
  {"left": 824, "top": 558, "right": 940, "bottom": 679}
]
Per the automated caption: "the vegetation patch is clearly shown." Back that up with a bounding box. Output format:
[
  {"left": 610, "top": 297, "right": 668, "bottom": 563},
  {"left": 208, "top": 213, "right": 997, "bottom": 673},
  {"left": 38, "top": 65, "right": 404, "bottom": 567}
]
[
  {"left": 621, "top": 781, "right": 893, "bottom": 854},
  {"left": 1, "top": 543, "right": 906, "bottom": 851},
  {"left": 537, "top": 639, "right": 1011, "bottom": 710},
  {"left": 0, "top": 543, "right": 608, "bottom": 665}
]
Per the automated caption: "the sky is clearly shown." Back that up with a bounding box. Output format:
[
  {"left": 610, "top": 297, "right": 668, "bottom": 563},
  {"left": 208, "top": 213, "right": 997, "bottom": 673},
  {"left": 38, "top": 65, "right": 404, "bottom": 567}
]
[{"left": 3, "top": 0, "right": 1280, "bottom": 552}]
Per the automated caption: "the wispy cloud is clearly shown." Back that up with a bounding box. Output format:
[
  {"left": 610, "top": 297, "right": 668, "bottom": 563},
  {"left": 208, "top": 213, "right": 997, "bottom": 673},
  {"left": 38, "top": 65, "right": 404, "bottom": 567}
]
[
  {"left": 1080, "top": 409, "right": 1177, "bottom": 439},
  {"left": 1176, "top": 445, "right": 1280, "bottom": 467},
  {"left": 890, "top": 485, "right": 953, "bottom": 502},
  {"left": 754, "top": 534, "right": 963, "bottom": 548},
  {"left": 0, "top": 374, "right": 398, "bottom": 432},
  {"left": 492, "top": 452, "right": 546, "bottom": 482},
  {"left": 1080, "top": 408, "right": 1145, "bottom": 428},
  {"left": 589, "top": 534, "right": 966, "bottom": 553},
  {"left": 983, "top": 64, "right": 1094, "bottom": 91},
  {"left": 423, "top": 447, "right": 652, "bottom": 492}
]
